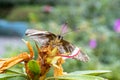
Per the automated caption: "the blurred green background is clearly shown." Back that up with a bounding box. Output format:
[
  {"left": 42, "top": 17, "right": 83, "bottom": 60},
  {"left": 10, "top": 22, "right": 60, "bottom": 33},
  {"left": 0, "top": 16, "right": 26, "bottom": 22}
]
[{"left": 0, "top": 0, "right": 120, "bottom": 80}]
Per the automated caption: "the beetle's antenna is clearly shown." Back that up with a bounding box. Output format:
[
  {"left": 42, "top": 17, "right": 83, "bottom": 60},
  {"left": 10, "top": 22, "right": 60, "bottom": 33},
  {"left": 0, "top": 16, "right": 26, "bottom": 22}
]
[
  {"left": 60, "top": 22, "right": 68, "bottom": 36},
  {"left": 62, "top": 27, "right": 81, "bottom": 36},
  {"left": 60, "top": 22, "right": 81, "bottom": 36}
]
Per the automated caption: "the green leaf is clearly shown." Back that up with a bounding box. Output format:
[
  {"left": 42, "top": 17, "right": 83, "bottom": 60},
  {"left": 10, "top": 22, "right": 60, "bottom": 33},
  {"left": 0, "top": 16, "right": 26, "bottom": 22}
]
[
  {"left": 27, "top": 60, "right": 41, "bottom": 75},
  {"left": 45, "top": 70, "right": 110, "bottom": 80},
  {"left": 45, "top": 75, "right": 106, "bottom": 80},
  {"left": 0, "top": 73, "right": 25, "bottom": 79},
  {"left": 67, "top": 70, "right": 111, "bottom": 76},
  {"left": 6, "top": 69, "right": 25, "bottom": 75}
]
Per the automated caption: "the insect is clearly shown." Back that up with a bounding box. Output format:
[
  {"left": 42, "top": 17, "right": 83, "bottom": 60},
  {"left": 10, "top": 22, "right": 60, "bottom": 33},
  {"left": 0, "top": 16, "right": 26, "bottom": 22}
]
[{"left": 25, "top": 23, "right": 89, "bottom": 62}]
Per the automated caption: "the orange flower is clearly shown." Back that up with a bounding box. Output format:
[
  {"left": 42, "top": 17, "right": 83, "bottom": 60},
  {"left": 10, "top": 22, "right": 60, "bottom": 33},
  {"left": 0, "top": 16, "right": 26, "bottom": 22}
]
[
  {"left": 0, "top": 40, "right": 34, "bottom": 73},
  {"left": 35, "top": 43, "right": 65, "bottom": 79},
  {"left": 0, "top": 40, "right": 66, "bottom": 80}
]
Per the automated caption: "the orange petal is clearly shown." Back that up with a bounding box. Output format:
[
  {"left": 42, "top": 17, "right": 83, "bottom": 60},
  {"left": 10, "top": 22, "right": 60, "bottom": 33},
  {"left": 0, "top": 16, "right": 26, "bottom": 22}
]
[
  {"left": 22, "top": 39, "right": 34, "bottom": 58},
  {"left": 0, "top": 52, "right": 30, "bottom": 73},
  {"left": 54, "top": 58, "right": 65, "bottom": 77}
]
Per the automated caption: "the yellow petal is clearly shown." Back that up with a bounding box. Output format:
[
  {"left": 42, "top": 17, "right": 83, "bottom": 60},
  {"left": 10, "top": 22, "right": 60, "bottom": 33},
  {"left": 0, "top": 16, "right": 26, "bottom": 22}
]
[
  {"left": 51, "top": 47, "right": 58, "bottom": 56},
  {"left": 51, "top": 56, "right": 61, "bottom": 68}
]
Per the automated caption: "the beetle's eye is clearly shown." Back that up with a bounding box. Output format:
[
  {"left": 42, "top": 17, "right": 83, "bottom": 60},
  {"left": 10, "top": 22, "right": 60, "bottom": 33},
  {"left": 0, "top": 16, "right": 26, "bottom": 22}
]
[
  {"left": 57, "top": 35, "right": 63, "bottom": 40},
  {"left": 58, "top": 35, "right": 61, "bottom": 39}
]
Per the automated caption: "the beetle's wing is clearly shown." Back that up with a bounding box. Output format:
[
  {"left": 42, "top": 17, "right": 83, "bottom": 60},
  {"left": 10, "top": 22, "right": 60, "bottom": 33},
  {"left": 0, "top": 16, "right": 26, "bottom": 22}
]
[
  {"left": 58, "top": 40, "right": 89, "bottom": 62},
  {"left": 71, "top": 47, "right": 89, "bottom": 62},
  {"left": 25, "top": 29, "right": 56, "bottom": 45}
]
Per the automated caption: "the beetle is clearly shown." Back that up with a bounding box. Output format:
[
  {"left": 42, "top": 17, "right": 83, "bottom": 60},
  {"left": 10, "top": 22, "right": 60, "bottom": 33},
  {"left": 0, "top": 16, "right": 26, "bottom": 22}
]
[{"left": 25, "top": 23, "right": 89, "bottom": 62}]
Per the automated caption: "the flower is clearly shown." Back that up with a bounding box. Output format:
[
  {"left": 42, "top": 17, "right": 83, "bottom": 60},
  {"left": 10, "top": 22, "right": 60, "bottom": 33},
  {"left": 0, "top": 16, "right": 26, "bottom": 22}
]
[
  {"left": 0, "top": 40, "right": 33, "bottom": 73},
  {"left": 114, "top": 19, "right": 120, "bottom": 33},
  {"left": 43, "top": 5, "right": 53, "bottom": 13},
  {"left": 89, "top": 39, "right": 97, "bottom": 49}
]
